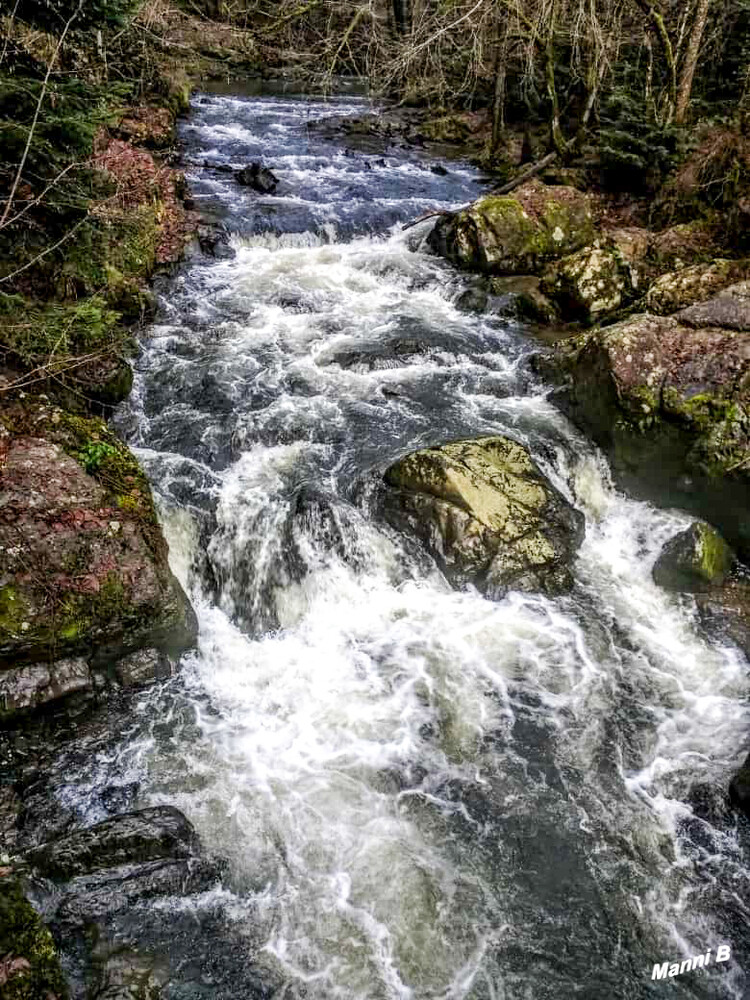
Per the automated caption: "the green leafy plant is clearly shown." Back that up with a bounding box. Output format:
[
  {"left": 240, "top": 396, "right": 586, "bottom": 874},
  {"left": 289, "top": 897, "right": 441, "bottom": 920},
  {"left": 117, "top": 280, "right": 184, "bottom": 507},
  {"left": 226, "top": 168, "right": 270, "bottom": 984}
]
[{"left": 77, "top": 439, "right": 118, "bottom": 472}]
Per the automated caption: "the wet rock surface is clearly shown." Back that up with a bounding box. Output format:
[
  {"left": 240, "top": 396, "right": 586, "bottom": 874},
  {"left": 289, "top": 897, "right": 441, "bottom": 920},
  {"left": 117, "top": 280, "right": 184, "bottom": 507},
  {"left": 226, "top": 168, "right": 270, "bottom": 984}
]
[
  {"left": 235, "top": 162, "right": 278, "bottom": 193},
  {"left": 541, "top": 303, "right": 750, "bottom": 555},
  {"left": 729, "top": 753, "right": 750, "bottom": 819},
  {"left": 383, "top": 436, "right": 584, "bottom": 597},
  {"left": 428, "top": 180, "right": 596, "bottom": 277},
  {"left": 25, "top": 806, "right": 200, "bottom": 879},
  {"left": 652, "top": 522, "right": 734, "bottom": 592}
]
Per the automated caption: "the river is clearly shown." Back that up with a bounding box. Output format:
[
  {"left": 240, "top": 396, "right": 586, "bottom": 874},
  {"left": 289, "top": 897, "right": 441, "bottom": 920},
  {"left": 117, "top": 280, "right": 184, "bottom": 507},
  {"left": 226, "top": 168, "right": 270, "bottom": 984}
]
[{"left": 51, "top": 89, "right": 750, "bottom": 999}]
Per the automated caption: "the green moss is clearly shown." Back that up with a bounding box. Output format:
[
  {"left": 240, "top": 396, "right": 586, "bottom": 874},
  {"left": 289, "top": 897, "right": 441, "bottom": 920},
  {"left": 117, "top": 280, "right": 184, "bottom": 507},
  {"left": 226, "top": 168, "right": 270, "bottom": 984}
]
[
  {"left": 695, "top": 522, "right": 733, "bottom": 580},
  {"left": 53, "top": 411, "right": 154, "bottom": 516},
  {"left": 0, "top": 585, "right": 30, "bottom": 637},
  {"left": 0, "top": 877, "right": 69, "bottom": 1000},
  {"left": 107, "top": 206, "right": 160, "bottom": 281},
  {"left": 0, "top": 293, "right": 120, "bottom": 365}
]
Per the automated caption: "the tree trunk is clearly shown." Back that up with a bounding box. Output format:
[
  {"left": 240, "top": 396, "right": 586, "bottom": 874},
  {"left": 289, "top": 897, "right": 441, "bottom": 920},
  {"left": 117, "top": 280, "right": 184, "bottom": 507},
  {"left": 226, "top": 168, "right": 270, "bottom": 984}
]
[
  {"left": 631, "top": 0, "right": 678, "bottom": 123},
  {"left": 490, "top": 22, "right": 507, "bottom": 151},
  {"left": 393, "top": 0, "right": 411, "bottom": 34},
  {"left": 675, "top": 0, "right": 712, "bottom": 125}
]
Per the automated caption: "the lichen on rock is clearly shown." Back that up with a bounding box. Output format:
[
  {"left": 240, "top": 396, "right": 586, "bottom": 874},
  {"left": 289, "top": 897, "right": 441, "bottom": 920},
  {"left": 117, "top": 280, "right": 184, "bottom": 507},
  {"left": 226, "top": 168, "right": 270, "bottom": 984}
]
[
  {"left": 383, "top": 436, "right": 584, "bottom": 598},
  {"left": 0, "top": 397, "right": 197, "bottom": 717},
  {"left": 541, "top": 242, "right": 637, "bottom": 322},
  {"left": 646, "top": 260, "right": 750, "bottom": 315},
  {"left": 428, "top": 180, "right": 596, "bottom": 276}
]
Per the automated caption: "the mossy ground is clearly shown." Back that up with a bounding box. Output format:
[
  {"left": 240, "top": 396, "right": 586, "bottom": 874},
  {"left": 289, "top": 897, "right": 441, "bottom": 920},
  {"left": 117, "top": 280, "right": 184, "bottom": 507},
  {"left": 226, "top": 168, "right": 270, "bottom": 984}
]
[{"left": 0, "top": 876, "right": 69, "bottom": 1000}]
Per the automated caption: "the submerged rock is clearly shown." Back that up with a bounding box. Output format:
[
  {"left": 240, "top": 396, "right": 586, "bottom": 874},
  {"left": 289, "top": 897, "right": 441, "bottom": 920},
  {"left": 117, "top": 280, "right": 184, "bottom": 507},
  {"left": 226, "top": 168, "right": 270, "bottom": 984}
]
[
  {"left": 235, "top": 162, "right": 278, "bottom": 194},
  {"left": 428, "top": 180, "right": 596, "bottom": 276},
  {"left": 652, "top": 522, "right": 734, "bottom": 592},
  {"left": 196, "top": 224, "right": 235, "bottom": 259},
  {"left": 0, "top": 399, "right": 197, "bottom": 718},
  {"left": 383, "top": 436, "right": 584, "bottom": 597}
]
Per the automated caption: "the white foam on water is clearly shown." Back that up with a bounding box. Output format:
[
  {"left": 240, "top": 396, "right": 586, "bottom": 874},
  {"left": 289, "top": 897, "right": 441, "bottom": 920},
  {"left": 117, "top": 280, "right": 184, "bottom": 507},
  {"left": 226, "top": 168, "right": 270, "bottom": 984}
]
[{"left": 92, "top": 92, "right": 750, "bottom": 999}]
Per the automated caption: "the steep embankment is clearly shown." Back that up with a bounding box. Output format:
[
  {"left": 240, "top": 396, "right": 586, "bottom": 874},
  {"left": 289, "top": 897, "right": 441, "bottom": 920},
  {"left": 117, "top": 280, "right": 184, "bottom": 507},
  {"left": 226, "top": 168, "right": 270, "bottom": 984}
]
[
  {"left": 0, "top": 9, "right": 259, "bottom": 991},
  {"left": 0, "top": 1, "right": 262, "bottom": 717}
]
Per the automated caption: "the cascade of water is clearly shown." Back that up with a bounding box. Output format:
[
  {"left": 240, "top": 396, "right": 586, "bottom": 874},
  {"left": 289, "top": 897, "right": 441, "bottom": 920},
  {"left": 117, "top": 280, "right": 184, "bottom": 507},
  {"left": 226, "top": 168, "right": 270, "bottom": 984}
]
[{"left": 51, "top": 91, "right": 748, "bottom": 999}]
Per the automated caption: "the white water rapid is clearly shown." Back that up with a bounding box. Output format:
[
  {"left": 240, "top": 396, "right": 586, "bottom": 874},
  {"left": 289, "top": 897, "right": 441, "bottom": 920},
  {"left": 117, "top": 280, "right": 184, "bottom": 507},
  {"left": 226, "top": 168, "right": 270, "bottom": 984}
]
[{"left": 53, "top": 89, "right": 750, "bottom": 1000}]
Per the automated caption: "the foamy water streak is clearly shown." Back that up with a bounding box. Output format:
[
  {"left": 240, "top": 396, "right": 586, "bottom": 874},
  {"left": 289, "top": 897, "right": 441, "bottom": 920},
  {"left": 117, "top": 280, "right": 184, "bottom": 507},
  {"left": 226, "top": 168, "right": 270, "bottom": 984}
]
[{"left": 61, "top": 91, "right": 750, "bottom": 998}]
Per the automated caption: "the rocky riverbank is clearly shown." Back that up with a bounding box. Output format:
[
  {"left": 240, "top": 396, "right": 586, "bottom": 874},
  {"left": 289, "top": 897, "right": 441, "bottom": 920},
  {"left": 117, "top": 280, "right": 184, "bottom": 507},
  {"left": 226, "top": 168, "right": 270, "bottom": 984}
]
[
  {"left": 0, "top": 10, "right": 263, "bottom": 991},
  {"left": 410, "top": 134, "right": 750, "bottom": 823}
]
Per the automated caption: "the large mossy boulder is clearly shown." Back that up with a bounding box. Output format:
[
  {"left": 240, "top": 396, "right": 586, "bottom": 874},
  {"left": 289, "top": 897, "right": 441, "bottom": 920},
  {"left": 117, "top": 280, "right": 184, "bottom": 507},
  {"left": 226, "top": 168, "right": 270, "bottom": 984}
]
[
  {"left": 652, "top": 522, "right": 734, "bottom": 592},
  {"left": 383, "top": 436, "right": 584, "bottom": 598},
  {"left": 0, "top": 398, "right": 197, "bottom": 718},
  {"left": 541, "top": 299, "right": 750, "bottom": 556},
  {"left": 646, "top": 260, "right": 750, "bottom": 316},
  {"left": 540, "top": 242, "right": 638, "bottom": 323},
  {"left": 428, "top": 180, "right": 596, "bottom": 276}
]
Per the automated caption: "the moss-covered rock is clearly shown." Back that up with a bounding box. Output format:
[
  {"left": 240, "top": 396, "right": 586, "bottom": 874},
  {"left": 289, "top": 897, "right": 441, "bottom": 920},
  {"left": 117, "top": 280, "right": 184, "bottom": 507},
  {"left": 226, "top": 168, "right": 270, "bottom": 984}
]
[
  {"left": 428, "top": 180, "right": 596, "bottom": 276},
  {"left": 540, "top": 242, "right": 638, "bottom": 323},
  {"left": 646, "top": 260, "right": 750, "bottom": 315},
  {"left": 541, "top": 307, "right": 750, "bottom": 556},
  {"left": 0, "top": 875, "right": 69, "bottom": 1000},
  {"left": 383, "top": 436, "right": 584, "bottom": 597},
  {"left": 652, "top": 522, "right": 734, "bottom": 591},
  {"left": 0, "top": 398, "right": 197, "bottom": 716}
]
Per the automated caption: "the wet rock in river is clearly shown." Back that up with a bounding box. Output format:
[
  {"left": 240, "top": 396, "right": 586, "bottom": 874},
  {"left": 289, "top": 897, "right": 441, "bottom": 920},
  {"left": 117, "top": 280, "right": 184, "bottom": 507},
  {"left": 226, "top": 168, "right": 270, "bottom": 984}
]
[
  {"left": 383, "top": 436, "right": 584, "bottom": 598},
  {"left": 235, "top": 162, "right": 279, "bottom": 194},
  {"left": 653, "top": 522, "right": 734, "bottom": 592},
  {"left": 0, "top": 658, "right": 93, "bottom": 717},
  {"left": 540, "top": 305, "right": 750, "bottom": 557},
  {"left": 729, "top": 753, "right": 750, "bottom": 819},
  {"left": 25, "top": 806, "right": 200, "bottom": 879},
  {"left": 427, "top": 180, "right": 596, "bottom": 276},
  {"left": 197, "top": 224, "right": 235, "bottom": 259},
  {"left": 55, "top": 856, "right": 222, "bottom": 929}
]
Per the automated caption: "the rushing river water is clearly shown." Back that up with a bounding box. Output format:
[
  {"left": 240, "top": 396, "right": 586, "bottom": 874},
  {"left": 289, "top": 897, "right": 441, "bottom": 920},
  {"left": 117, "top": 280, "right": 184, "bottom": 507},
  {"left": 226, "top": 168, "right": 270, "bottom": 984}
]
[{"left": 52, "top": 90, "right": 750, "bottom": 998}]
